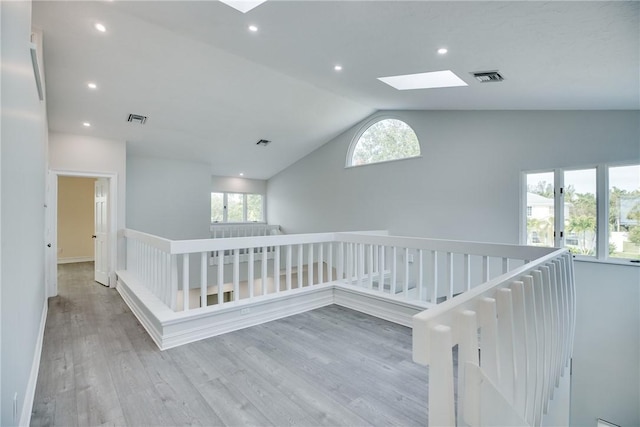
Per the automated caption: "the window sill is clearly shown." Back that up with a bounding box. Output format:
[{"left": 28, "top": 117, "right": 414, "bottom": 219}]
[{"left": 573, "top": 256, "right": 640, "bottom": 267}]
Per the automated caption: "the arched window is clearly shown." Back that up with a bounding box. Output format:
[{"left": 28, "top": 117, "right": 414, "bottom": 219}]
[{"left": 347, "top": 118, "right": 421, "bottom": 167}]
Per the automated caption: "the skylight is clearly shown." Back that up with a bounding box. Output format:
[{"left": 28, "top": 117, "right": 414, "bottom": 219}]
[
  {"left": 378, "top": 70, "right": 468, "bottom": 90},
  {"left": 219, "top": 0, "right": 267, "bottom": 13}
]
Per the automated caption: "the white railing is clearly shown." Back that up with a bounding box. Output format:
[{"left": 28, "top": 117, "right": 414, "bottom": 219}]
[
  {"left": 210, "top": 223, "right": 281, "bottom": 238},
  {"left": 412, "top": 248, "right": 574, "bottom": 426},
  {"left": 124, "top": 228, "right": 557, "bottom": 314},
  {"left": 122, "top": 229, "right": 573, "bottom": 423}
]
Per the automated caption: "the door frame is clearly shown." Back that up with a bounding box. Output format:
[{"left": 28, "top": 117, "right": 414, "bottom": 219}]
[{"left": 47, "top": 170, "right": 119, "bottom": 297}]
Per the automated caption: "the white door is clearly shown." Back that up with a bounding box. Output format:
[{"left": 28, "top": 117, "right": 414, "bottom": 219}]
[{"left": 94, "top": 178, "right": 109, "bottom": 286}]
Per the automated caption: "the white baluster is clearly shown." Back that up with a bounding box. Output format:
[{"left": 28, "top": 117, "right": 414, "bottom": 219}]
[
  {"left": 182, "top": 254, "right": 189, "bottom": 312},
  {"left": 464, "top": 253, "right": 471, "bottom": 291},
  {"left": 497, "top": 288, "right": 516, "bottom": 404},
  {"left": 248, "top": 247, "right": 255, "bottom": 299},
  {"left": 457, "top": 310, "right": 480, "bottom": 426},
  {"left": 478, "top": 297, "right": 500, "bottom": 386},
  {"left": 483, "top": 255, "right": 490, "bottom": 281},
  {"left": 201, "top": 251, "right": 207, "bottom": 308},
  {"left": 328, "top": 243, "right": 333, "bottom": 282},
  {"left": 170, "top": 254, "right": 178, "bottom": 311},
  {"left": 298, "top": 244, "right": 303, "bottom": 288},
  {"left": 428, "top": 325, "right": 455, "bottom": 426},
  {"left": 418, "top": 249, "right": 424, "bottom": 301},
  {"left": 274, "top": 246, "right": 281, "bottom": 293},
  {"left": 318, "top": 243, "right": 324, "bottom": 284},
  {"left": 431, "top": 250, "right": 438, "bottom": 304},
  {"left": 286, "top": 245, "right": 292, "bottom": 291},
  {"left": 446, "top": 252, "right": 453, "bottom": 300},
  {"left": 510, "top": 280, "right": 528, "bottom": 419},
  {"left": 262, "top": 247, "right": 268, "bottom": 295},
  {"left": 404, "top": 247, "right": 410, "bottom": 299},
  {"left": 308, "top": 243, "right": 314, "bottom": 286},
  {"left": 217, "top": 250, "right": 224, "bottom": 306},
  {"left": 368, "top": 244, "right": 374, "bottom": 289},
  {"left": 391, "top": 247, "right": 397, "bottom": 295},
  {"left": 233, "top": 249, "right": 240, "bottom": 302}
]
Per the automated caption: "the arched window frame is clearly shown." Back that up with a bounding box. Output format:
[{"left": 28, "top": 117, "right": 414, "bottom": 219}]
[{"left": 345, "top": 115, "right": 422, "bottom": 168}]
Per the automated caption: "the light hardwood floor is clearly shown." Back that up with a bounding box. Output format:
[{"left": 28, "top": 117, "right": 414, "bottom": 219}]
[{"left": 31, "top": 262, "right": 430, "bottom": 426}]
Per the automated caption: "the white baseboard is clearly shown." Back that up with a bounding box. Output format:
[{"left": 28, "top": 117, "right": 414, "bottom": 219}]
[
  {"left": 333, "top": 285, "right": 426, "bottom": 327},
  {"left": 116, "top": 273, "right": 430, "bottom": 352},
  {"left": 57, "top": 256, "right": 94, "bottom": 264},
  {"left": 19, "top": 298, "right": 48, "bottom": 427}
]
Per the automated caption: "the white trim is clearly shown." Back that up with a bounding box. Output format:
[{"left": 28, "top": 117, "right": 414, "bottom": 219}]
[
  {"left": 116, "top": 269, "right": 430, "bottom": 351},
  {"left": 19, "top": 299, "right": 48, "bottom": 427},
  {"left": 345, "top": 113, "right": 422, "bottom": 168},
  {"left": 57, "top": 256, "right": 94, "bottom": 264},
  {"left": 333, "top": 286, "right": 428, "bottom": 327},
  {"left": 48, "top": 170, "right": 119, "bottom": 295}
]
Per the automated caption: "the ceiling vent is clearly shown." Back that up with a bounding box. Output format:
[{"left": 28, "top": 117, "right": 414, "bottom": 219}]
[
  {"left": 471, "top": 71, "right": 504, "bottom": 83},
  {"left": 127, "top": 114, "right": 148, "bottom": 125},
  {"left": 256, "top": 139, "right": 271, "bottom": 146}
]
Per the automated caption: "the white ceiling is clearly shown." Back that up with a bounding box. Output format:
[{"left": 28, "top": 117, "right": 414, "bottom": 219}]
[{"left": 33, "top": 1, "right": 640, "bottom": 179}]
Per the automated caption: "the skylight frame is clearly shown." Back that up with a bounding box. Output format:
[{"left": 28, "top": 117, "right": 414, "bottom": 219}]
[
  {"left": 219, "top": 0, "right": 268, "bottom": 13},
  {"left": 378, "top": 70, "right": 468, "bottom": 90}
]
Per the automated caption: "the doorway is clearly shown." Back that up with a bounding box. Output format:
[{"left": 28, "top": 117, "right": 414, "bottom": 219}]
[{"left": 46, "top": 170, "right": 118, "bottom": 297}]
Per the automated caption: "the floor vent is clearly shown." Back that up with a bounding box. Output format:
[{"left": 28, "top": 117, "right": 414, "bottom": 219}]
[
  {"left": 127, "top": 114, "right": 148, "bottom": 124},
  {"left": 471, "top": 70, "right": 504, "bottom": 83},
  {"left": 256, "top": 139, "right": 271, "bottom": 146}
]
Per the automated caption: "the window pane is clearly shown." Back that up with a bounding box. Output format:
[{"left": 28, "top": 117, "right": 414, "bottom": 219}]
[
  {"left": 526, "top": 172, "right": 555, "bottom": 246},
  {"left": 211, "top": 192, "right": 224, "bottom": 222},
  {"left": 609, "top": 164, "right": 640, "bottom": 260},
  {"left": 564, "top": 169, "right": 597, "bottom": 256},
  {"left": 227, "top": 193, "right": 244, "bottom": 222},
  {"left": 247, "top": 194, "right": 263, "bottom": 222},
  {"left": 351, "top": 119, "right": 420, "bottom": 166}
]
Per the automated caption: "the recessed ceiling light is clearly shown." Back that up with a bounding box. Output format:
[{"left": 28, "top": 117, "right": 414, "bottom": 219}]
[
  {"left": 378, "top": 70, "right": 468, "bottom": 90},
  {"left": 437, "top": 48, "right": 448, "bottom": 55},
  {"left": 83, "top": 122, "right": 91, "bottom": 127},
  {"left": 248, "top": 25, "right": 258, "bottom": 32},
  {"left": 87, "top": 82, "right": 97, "bottom": 89},
  {"left": 220, "top": 0, "right": 268, "bottom": 13},
  {"left": 240, "top": 173, "right": 244, "bottom": 176},
  {"left": 334, "top": 65, "right": 343, "bottom": 71},
  {"left": 94, "top": 23, "right": 106, "bottom": 32}
]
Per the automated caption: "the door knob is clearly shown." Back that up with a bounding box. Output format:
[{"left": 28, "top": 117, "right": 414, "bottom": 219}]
[{"left": 92, "top": 235, "right": 97, "bottom": 239}]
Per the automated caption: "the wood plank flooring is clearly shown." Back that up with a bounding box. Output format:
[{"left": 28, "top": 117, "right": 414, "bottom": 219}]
[{"left": 31, "top": 262, "right": 430, "bottom": 426}]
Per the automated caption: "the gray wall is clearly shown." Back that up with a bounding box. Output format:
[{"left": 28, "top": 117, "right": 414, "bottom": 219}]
[
  {"left": 1, "top": 1, "right": 48, "bottom": 424},
  {"left": 267, "top": 110, "right": 640, "bottom": 426},
  {"left": 211, "top": 175, "right": 267, "bottom": 195},
  {"left": 126, "top": 155, "right": 211, "bottom": 240}
]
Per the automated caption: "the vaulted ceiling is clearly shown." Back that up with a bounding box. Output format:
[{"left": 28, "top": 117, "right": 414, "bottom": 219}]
[{"left": 32, "top": 1, "right": 640, "bottom": 179}]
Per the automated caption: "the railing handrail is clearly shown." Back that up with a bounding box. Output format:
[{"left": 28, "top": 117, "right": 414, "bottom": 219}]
[
  {"left": 413, "top": 247, "right": 568, "bottom": 333},
  {"left": 124, "top": 228, "right": 556, "bottom": 261},
  {"left": 123, "top": 228, "right": 173, "bottom": 252},
  {"left": 335, "top": 232, "right": 558, "bottom": 260}
]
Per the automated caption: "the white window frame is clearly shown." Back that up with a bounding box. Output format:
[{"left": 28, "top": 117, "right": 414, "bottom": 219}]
[
  {"left": 211, "top": 192, "right": 266, "bottom": 224},
  {"left": 521, "top": 161, "right": 639, "bottom": 265},
  {"left": 345, "top": 114, "right": 422, "bottom": 168}
]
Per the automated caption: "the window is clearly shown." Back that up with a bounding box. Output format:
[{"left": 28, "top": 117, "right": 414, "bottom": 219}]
[
  {"left": 211, "top": 192, "right": 264, "bottom": 223},
  {"left": 525, "top": 172, "right": 555, "bottom": 247},
  {"left": 347, "top": 118, "right": 421, "bottom": 167},
  {"left": 609, "top": 164, "right": 640, "bottom": 259},
  {"left": 564, "top": 168, "right": 597, "bottom": 256},
  {"left": 522, "top": 163, "right": 640, "bottom": 263}
]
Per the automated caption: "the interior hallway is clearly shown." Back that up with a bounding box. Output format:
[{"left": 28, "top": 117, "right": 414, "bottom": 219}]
[{"left": 31, "top": 262, "right": 430, "bottom": 426}]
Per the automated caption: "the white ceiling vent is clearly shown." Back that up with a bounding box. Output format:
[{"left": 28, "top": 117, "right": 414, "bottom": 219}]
[
  {"left": 256, "top": 139, "right": 271, "bottom": 146},
  {"left": 471, "top": 71, "right": 504, "bottom": 83},
  {"left": 127, "top": 114, "right": 148, "bottom": 124}
]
